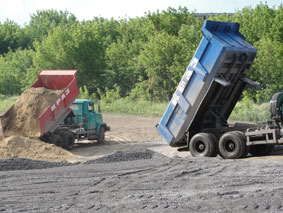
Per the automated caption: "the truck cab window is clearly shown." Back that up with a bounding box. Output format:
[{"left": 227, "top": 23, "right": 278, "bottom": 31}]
[{"left": 88, "top": 103, "right": 94, "bottom": 112}]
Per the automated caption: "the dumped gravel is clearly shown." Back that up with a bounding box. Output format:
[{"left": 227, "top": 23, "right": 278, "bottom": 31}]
[
  {"left": 85, "top": 147, "right": 154, "bottom": 164},
  {"left": 2, "top": 144, "right": 283, "bottom": 212},
  {"left": 0, "top": 158, "right": 72, "bottom": 171}
]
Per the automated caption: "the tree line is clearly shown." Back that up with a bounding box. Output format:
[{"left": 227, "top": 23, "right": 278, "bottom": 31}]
[{"left": 0, "top": 3, "right": 282, "bottom": 103}]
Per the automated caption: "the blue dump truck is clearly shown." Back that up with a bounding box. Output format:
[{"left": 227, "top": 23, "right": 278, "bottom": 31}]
[{"left": 156, "top": 20, "right": 283, "bottom": 159}]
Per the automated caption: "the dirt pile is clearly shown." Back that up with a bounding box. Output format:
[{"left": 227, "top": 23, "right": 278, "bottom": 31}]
[
  {"left": 1, "top": 87, "right": 61, "bottom": 137},
  {"left": 0, "top": 136, "right": 76, "bottom": 162}
]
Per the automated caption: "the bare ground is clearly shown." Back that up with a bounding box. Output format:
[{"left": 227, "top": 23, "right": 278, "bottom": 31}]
[
  {"left": 103, "top": 113, "right": 162, "bottom": 142},
  {"left": 71, "top": 113, "right": 283, "bottom": 161},
  {"left": 70, "top": 113, "right": 182, "bottom": 161},
  {"left": 1, "top": 114, "right": 283, "bottom": 212}
]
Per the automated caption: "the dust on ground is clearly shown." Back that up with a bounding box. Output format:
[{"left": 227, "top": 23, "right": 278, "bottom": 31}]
[{"left": 1, "top": 87, "right": 61, "bottom": 137}]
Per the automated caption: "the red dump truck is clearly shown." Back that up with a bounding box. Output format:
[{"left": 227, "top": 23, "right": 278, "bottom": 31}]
[{"left": 0, "top": 70, "right": 79, "bottom": 150}]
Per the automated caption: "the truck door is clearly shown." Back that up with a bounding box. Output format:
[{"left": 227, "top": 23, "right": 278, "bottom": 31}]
[{"left": 87, "top": 102, "right": 97, "bottom": 130}]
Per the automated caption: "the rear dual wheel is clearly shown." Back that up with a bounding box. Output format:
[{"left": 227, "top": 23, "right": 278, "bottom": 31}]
[
  {"left": 218, "top": 132, "right": 247, "bottom": 159},
  {"left": 190, "top": 131, "right": 249, "bottom": 159},
  {"left": 49, "top": 134, "right": 63, "bottom": 147},
  {"left": 189, "top": 131, "right": 274, "bottom": 159},
  {"left": 189, "top": 133, "right": 218, "bottom": 157},
  {"left": 61, "top": 131, "right": 75, "bottom": 150},
  {"left": 49, "top": 131, "right": 75, "bottom": 150}
]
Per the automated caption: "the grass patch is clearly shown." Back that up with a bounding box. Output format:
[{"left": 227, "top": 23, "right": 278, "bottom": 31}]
[
  {"left": 0, "top": 95, "right": 271, "bottom": 123},
  {"left": 229, "top": 100, "right": 270, "bottom": 123},
  {"left": 100, "top": 98, "right": 167, "bottom": 117},
  {"left": 0, "top": 96, "right": 18, "bottom": 114},
  {"left": 101, "top": 99, "right": 271, "bottom": 122}
]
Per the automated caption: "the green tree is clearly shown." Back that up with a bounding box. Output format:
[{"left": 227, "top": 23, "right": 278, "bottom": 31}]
[
  {"left": 24, "top": 9, "right": 78, "bottom": 46},
  {"left": 269, "top": 4, "right": 283, "bottom": 42},
  {"left": 139, "top": 32, "right": 182, "bottom": 101},
  {"left": 103, "top": 17, "right": 152, "bottom": 97},
  {"left": 249, "top": 38, "right": 283, "bottom": 102},
  {"left": 147, "top": 7, "right": 191, "bottom": 36},
  {"left": 31, "top": 22, "right": 105, "bottom": 95},
  {"left": 88, "top": 17, "right": 121, "bottom": 47},
  {"left": 0, "top": 20, "right": 28, "bottom": 55},
  {"left": 0, "top": 49, "right": 35, "bottom": 95}
]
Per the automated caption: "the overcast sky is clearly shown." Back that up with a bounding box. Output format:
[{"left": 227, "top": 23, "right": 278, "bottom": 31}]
[{"left": 0, "top": 0, "right": 281, "bottom": 25}]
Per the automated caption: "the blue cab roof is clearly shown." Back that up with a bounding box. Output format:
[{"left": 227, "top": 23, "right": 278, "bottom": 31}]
[{"left": 73, "top": 99, "right": 94, "bottom": 104}]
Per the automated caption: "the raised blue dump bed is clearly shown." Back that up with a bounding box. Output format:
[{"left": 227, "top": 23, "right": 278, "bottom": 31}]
[{"left": 156, "top": 20, "right": 258, "bottom": 146}]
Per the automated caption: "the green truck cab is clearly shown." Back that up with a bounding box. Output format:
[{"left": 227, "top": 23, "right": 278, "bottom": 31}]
[{"left": 65, "top": 99, "right": 110, "bottom": 143}]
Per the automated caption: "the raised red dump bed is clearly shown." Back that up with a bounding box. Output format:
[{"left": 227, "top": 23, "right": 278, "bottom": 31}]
[{"left": 0, "top": 70, "right": 79, "bottom": 139}]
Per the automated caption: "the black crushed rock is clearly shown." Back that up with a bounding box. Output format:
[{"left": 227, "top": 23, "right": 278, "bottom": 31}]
[
  {"left": 2, "top": 141, "right": 283, "bottom": 212},
  {"left": 85, "top": 148, "right": 154, "bottom": 164},
  {"left": 0, "top": 158, "right": 72, "bottom": 171}
]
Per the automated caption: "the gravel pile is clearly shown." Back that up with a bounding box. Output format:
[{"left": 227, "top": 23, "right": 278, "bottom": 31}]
[
  {"left": 3, "top": 141, "right": 283, "bottom": 212},
  {"left": 0, "top": 148, "right": 156, "bottom": 171},
  {"left": 85, "top": 147, "right": 154, "bottom": 164},
  {"left": 0, "top": 158, "right": 72, "bottom": 171}
]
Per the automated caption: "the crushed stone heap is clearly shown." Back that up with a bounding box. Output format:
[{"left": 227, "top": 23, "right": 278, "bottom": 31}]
[{"left": 2, "top": 87, "right": 61, "bottom": 137}]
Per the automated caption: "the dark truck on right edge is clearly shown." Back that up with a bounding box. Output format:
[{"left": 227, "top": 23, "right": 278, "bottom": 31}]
[{"left": 156, "top": 20, "right": 283, "bottom": 159}]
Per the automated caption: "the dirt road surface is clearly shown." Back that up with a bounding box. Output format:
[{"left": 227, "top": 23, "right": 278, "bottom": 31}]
[
  {"left": 1, "top": 113, "right": 283, "bottom": 212},
  {"left": 70, "top": 113, "right": 190, "bottom": 161}
]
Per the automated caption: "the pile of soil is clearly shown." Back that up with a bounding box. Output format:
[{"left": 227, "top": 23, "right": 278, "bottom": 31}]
[
  {"left": 0, "top": 136, "right": 76, "bottom": 162},
  {"left": 1, "top": 87, "right": 61, "bottom": 137}
]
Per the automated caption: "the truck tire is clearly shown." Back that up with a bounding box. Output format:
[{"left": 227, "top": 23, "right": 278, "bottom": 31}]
[
  {"left": 97, "top": 127, "right": 105, "bottom": 144},
  {"left": 231, "top": 131, "right": 249, "bottom": 158},
  {"left": 249, "top": 144, "right": 274, "bottom": 156},
  {"left": 62, "top": 131, "right": 75, "bottom": 150},
  {"left": 49, "top": 134, "right": 63, "bottom": 147},
  {"left": 189, "top": 133, "right": 217, "bottom": 157},
  {"left": 219, "top": 132, "right": 246, "bottom": 159},
  {"left": 207, "top": 133, "right": 219, "bottom": 157}
]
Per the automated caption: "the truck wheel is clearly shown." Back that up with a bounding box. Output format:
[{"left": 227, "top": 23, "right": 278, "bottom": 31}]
[
  {"left": 231, "top": 131, "right": 249, "bottom": 158},
  {"left": 249, "top": 144, "right": 274, "bottom": 156},
  {"left": 62, "top": 131, "right": 75, "bottom": 150},
  {"left": 49, "top": 134, "right": 63, "bottom": 147},
  {"left": 189, "top": 133, "right": 217, "bottom": 157},
  {"left": 97, "top": 127, "right": 105, "bottom": 144},
  {"left": 219, "top": 132, "right": 245, "bottom": 159},
  {"left": 207, "top": 133, "right": 219, "bottom": 157}
]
